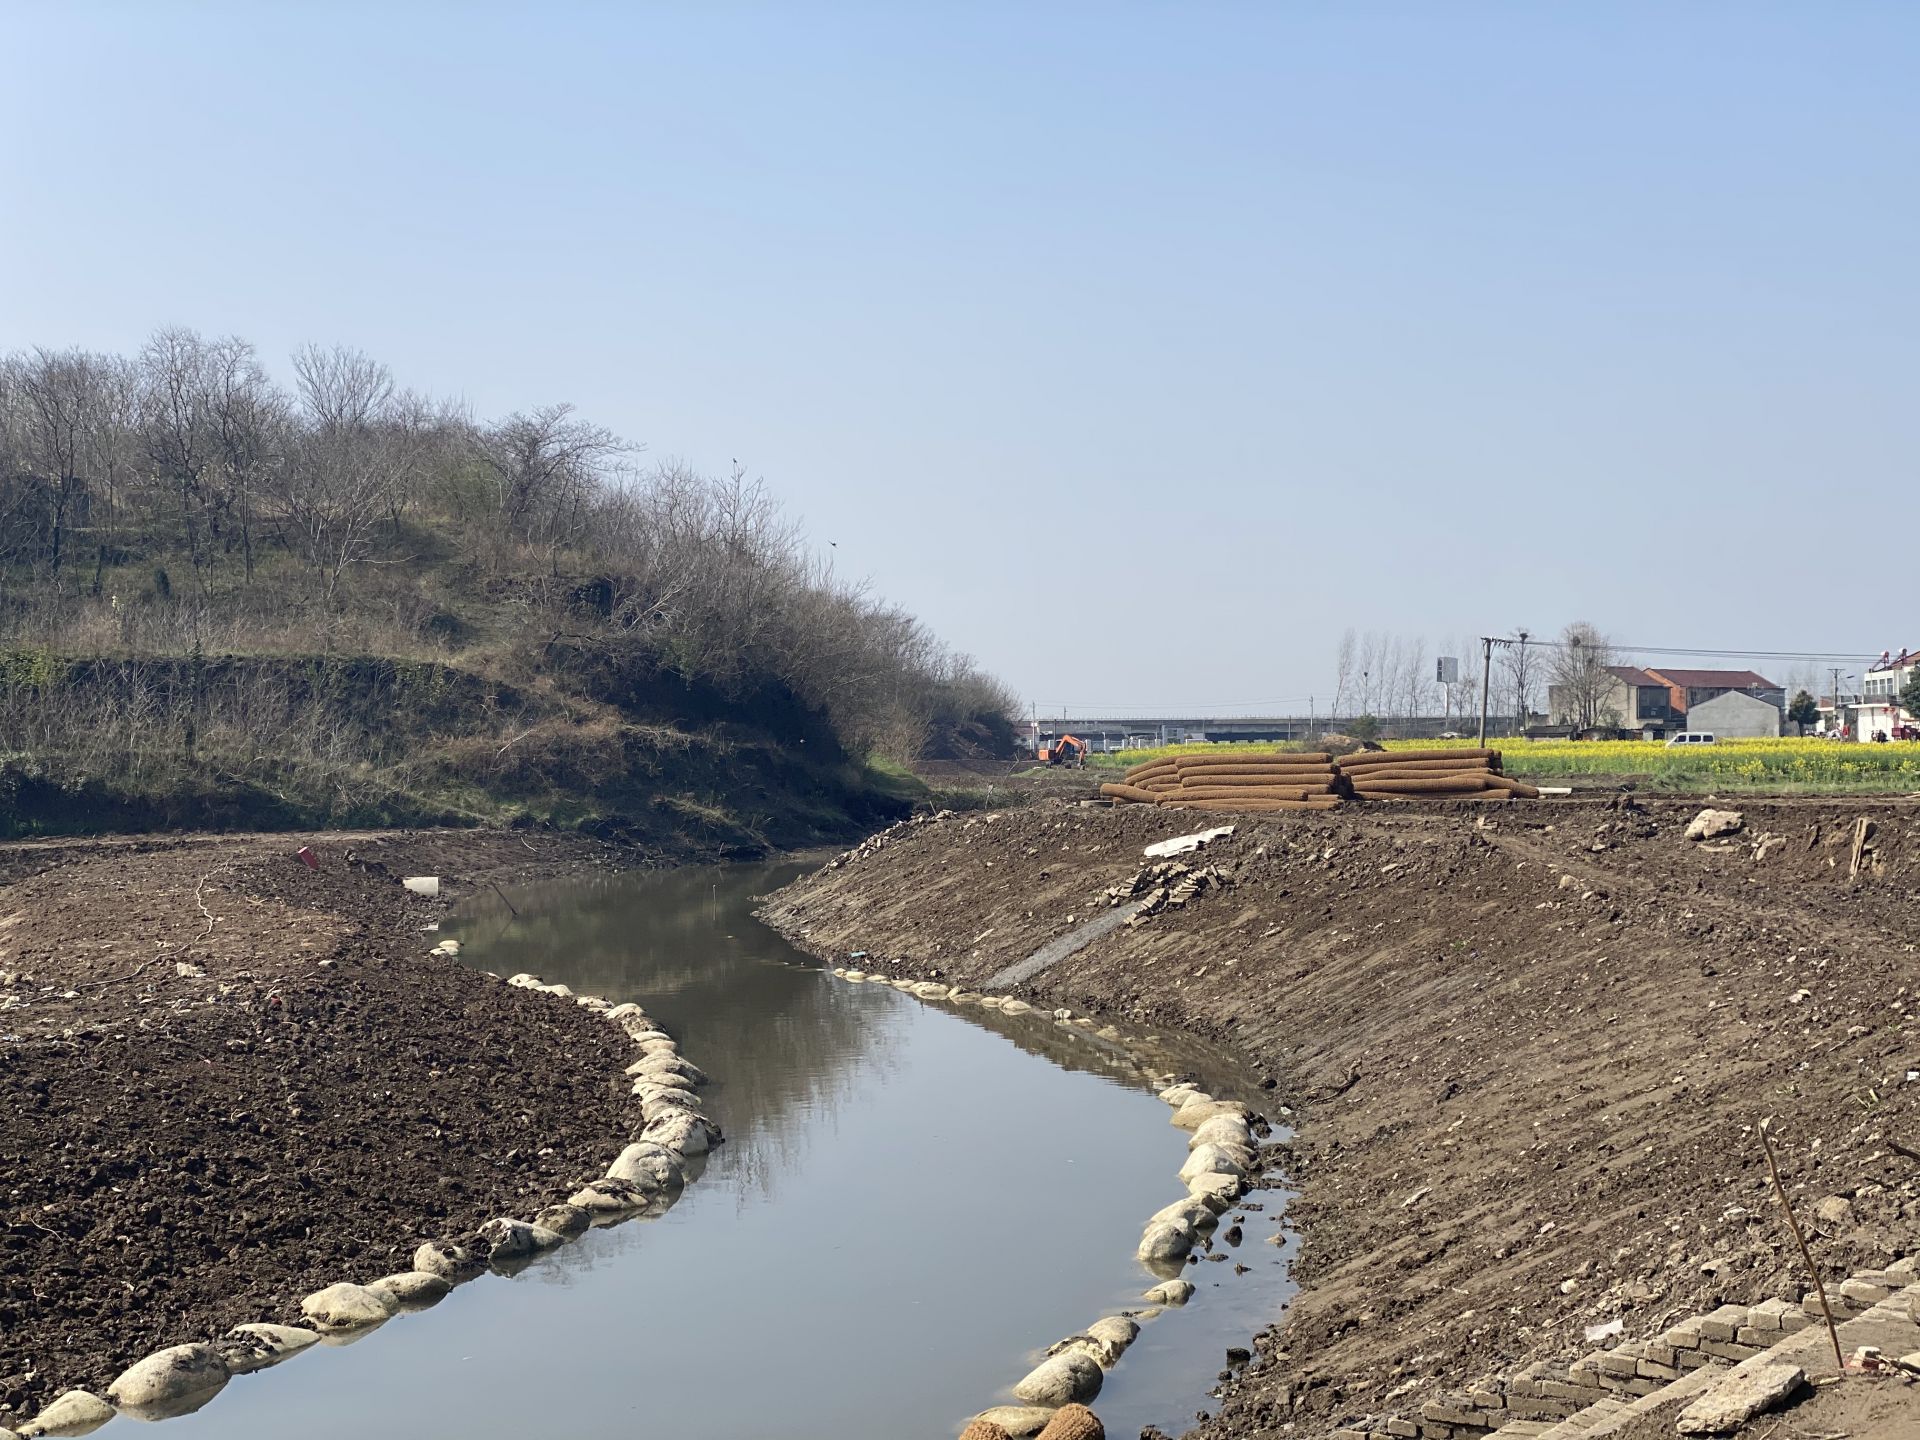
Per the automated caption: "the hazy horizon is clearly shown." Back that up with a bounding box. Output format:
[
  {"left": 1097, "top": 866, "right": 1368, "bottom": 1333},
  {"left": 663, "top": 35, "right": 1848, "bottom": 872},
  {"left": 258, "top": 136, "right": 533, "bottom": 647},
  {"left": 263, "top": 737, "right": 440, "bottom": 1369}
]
[{"left": 5, "top": 2, "right": 1913, "bottom": 712}]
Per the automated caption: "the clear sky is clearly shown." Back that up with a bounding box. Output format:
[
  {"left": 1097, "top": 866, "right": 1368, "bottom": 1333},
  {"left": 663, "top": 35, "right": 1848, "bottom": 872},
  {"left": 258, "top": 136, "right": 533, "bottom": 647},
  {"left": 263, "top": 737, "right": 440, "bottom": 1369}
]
[{"left": 4, "top": 2, "right": 1914, "bottom": 714}]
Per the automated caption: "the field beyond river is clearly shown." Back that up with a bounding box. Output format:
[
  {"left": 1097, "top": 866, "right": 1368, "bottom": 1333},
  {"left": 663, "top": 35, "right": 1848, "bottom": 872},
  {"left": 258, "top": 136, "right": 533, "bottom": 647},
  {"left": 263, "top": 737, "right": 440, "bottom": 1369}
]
[{"left": 1091, "top": 735, "right": 1920, "bottom": 793}]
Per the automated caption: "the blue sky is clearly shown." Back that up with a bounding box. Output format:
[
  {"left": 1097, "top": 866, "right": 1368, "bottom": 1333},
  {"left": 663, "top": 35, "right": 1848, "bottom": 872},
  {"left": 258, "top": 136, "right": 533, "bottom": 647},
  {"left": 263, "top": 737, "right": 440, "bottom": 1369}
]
[{"left": 3, "top": 2, "right": 1914, "bottom": 713}]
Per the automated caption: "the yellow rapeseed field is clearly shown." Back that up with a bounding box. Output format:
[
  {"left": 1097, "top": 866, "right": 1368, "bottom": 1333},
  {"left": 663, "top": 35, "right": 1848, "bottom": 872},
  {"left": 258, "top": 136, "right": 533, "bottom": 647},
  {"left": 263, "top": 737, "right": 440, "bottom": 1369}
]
[
  {"left": 1089, "top": 736, "right": 1920, "bottom": 792},
  {"left": 1382, "top": 736, "right": 1920, "bottom": 788}
]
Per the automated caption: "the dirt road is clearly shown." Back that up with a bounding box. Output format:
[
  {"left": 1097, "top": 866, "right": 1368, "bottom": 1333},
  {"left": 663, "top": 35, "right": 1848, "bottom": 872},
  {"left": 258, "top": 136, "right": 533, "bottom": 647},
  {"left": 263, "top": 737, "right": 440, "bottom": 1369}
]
[
  {"left": 0, "top": 829, "right": 636, "bottom": 1425},
  {"left": 763, "top": 796, "right": 1920, "bottom": 1437}
]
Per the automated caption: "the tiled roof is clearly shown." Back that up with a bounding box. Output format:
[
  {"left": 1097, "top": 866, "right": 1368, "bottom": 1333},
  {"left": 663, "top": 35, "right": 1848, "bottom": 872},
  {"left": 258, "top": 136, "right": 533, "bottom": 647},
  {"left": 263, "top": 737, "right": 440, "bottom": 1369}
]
[
  {"left": 1645, "top": 668, "right": 1777, "bottom": 690},
  {"left": 1603, "top": 666, "right": 1661, "bottom": 686}
]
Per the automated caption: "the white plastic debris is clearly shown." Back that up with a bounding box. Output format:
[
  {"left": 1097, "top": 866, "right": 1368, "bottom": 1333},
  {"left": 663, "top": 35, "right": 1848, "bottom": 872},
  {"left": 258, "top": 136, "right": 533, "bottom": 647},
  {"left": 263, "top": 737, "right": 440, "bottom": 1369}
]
[
  {"left": 401, "top": 876, "right": 441, "bottom": 898},
  {"left": 1144, "top": 826, "right": 1235, "bottom": 859}
]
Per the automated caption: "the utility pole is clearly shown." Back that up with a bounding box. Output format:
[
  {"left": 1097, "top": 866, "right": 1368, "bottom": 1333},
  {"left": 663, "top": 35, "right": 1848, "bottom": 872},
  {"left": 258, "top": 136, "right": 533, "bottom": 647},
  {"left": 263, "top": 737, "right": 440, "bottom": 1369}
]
[
  {"left": 1830, "top": 666, "right": 1843, "bottom": 737},
  {"left": 1514, "top": 628, "right": 1530, "bottom": 736},
  {"left": 1477, "top": 637, "right": 1494, "bottom": 747},
  {"left": 1476, "top": 634, "right": 1534, "bottom": 746}
]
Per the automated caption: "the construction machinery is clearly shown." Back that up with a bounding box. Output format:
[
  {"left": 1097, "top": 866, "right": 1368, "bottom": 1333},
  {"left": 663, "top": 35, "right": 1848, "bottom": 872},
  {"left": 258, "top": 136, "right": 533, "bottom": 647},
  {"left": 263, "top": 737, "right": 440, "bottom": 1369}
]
[{"left": 1039, "top": 734, "right": 1089, "bottom": 767}]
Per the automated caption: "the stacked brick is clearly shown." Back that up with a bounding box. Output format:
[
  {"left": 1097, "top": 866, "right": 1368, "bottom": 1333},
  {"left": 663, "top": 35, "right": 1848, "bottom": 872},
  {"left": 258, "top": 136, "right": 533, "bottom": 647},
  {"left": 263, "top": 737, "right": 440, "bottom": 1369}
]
[
  {"left": 1326, "top": 1254, "right": 1918, "bottom": 1440},
  {"left": 1335, "top": 749, "right": 1541, "bottom": 802}
]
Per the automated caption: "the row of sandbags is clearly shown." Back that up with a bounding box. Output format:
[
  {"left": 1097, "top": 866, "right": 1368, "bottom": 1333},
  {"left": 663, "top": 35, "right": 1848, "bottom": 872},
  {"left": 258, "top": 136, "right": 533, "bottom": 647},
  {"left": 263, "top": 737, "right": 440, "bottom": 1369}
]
[
  {"left": 1100, "top": 747, "right": 1540, "bottom": 811},
  {"left": 1101, "top": 751, "right": 1344, "bottom": 813},
  {"left": 1334, "top": 747, "right": 1540, "bottom": 800}
]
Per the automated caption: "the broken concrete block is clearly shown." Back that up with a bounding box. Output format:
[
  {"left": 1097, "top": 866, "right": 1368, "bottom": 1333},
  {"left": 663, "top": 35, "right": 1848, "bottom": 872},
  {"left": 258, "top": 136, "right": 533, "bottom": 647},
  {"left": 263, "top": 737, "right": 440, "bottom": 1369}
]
[{"left": 1675, "top": 1362, "right": 1805, "bottom": 1434}]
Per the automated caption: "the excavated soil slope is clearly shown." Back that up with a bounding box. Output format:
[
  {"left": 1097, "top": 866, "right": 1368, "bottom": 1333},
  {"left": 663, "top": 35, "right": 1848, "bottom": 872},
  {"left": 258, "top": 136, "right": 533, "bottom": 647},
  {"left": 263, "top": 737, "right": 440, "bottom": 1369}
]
[
  {"left": 763, "top": 797, "right": 1920, "bottom": 1438},
  {"left": 0, "top": 830, "right": 637, "bottom": 1426}
]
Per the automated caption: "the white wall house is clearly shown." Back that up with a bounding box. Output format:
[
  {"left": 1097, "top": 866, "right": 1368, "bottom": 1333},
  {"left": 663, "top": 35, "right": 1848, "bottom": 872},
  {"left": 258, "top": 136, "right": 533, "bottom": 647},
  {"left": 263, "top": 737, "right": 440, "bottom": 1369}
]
[
  {"left": 1686, "top": 689, "right": 1781, "bottom": 738},
  {"left": 1852, "top": 650, "right": 1919, "bottom": 741}
]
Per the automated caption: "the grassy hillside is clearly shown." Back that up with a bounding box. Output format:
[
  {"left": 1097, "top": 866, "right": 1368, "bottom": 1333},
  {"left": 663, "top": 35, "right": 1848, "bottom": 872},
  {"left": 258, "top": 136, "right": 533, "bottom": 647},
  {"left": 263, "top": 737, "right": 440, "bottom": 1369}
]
[{"left": 0, "top": 330, "right": 1016, "bottom": 844}]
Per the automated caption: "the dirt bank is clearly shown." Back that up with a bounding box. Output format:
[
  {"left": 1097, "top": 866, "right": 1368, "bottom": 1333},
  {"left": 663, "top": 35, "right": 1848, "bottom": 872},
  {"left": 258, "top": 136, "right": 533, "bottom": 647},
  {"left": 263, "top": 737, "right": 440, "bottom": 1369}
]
[
  {"left": 0, "top": 829, "right": 640, "bottom": 1425},
  {"left": 762, "top": 797, "right": 1920, "bottom": 1438}
]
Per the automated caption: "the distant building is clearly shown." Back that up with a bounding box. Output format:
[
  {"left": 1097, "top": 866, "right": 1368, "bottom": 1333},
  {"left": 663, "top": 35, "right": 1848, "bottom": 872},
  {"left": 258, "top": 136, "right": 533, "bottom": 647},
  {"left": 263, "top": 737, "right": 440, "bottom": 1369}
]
[
  {"left": 1852, "top": 649, "right": 1920, "bottom": 741},
  {"left": 1686, "top": 689, "right": 1781, "bottom": 738},
  {"left": 1547, "top": 666, "right": 1783, "bottom": 738}
]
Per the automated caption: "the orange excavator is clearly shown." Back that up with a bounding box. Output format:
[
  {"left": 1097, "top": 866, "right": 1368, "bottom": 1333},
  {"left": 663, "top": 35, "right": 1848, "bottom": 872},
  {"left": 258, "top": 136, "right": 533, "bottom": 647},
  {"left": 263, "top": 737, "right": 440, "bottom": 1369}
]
[{"left": 1039, "top": 734, "right": 1089, "bottom": 767}]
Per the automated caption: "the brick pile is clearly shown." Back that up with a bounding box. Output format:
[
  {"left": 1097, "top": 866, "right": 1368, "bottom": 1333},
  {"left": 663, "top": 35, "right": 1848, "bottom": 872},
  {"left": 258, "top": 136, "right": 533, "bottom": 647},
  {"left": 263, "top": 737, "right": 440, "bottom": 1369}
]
[{"left": 1328, "top": 1254, "right": 1918, "bottom": 1440}]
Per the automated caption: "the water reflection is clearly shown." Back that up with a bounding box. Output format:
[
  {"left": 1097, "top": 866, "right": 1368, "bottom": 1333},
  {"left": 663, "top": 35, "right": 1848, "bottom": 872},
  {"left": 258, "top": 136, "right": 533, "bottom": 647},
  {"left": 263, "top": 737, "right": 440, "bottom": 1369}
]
[
  {"left": 452, "top": 860, "right": 898, "bottom": 1206},
  {"left": 139, "top": 860, "right": 1292, "bottom": 1440}
]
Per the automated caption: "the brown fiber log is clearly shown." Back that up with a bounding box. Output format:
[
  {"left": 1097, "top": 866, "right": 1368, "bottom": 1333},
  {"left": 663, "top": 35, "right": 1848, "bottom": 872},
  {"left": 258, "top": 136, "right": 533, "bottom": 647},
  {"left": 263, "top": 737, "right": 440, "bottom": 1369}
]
[
  {"left": 960, "top": 1422, "right": 1015, "bottom": 1440},
  {"left": 1162, "top": 797, "right": 1340, "bottom": 812},
  {"left": 1337, "top": 748, "right": 1496, "bottom": 769},
  {"left": 1333, "top": 756, "right": 1502, "bottom": 776},
  {"left": 1036, "top": 1405, "right": 1106, "bottom": 1440},
  {"left": 1348, "top": 775, "right": 1491, "bottom": 794},
  {"left": 1100, "top": 783, "right": 1160, "bottom": 804},
  {"left": 1162, "top": 786, "right": 1328, "bottom": 802},
  {"left": 1483, "top": 776, "right": 1541, "bottom": 798},
  {"left": 1123, "top": 760, "right": 1178, "bottom": 784},
  {"left": 1167, "top": 779, "right": 1336, "bottom": 791},
  {"left": 1175, "top": 751, "right": 1330, "bottom": 768},
  {"left": 1332, "top": 765, "right": 1494, "bottom": 783},
  {"left": 1172, "top": 766, "right": 1335, "bottom": 781}
]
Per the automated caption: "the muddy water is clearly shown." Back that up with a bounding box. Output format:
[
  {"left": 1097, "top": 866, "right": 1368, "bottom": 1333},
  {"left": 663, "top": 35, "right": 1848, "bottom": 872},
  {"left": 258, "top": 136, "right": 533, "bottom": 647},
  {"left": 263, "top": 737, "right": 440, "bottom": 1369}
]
[{"left": 152, "top": 860, "right": 1293, "bottom": 1440}]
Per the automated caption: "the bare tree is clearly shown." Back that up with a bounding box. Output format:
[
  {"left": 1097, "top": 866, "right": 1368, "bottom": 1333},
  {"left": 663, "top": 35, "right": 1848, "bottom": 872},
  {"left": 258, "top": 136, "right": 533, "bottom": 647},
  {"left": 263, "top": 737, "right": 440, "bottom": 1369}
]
[
  {"left": 278, "top": 349, "right": 423, "bottom": 606},
  {"left": 1550, "top": 620, "right": 1618, "bottom": 730},
  {"left": 473, "top": 403, "right": 628, "bottom": 556},
  {"left": 203, "top": 337, "right": 283, "bottom": 582},
  {"left": 1500, "top": 627, "right": 1541, "bottom": 735},
  {"left": 15, "top": 349, "right": 92, "bottom": 575},
  {"left": 1332, "top": 629, "right": 1356, "bottom": 718},
  {"left": 138, "top": 327, "right": 217, "bottom": 585}
]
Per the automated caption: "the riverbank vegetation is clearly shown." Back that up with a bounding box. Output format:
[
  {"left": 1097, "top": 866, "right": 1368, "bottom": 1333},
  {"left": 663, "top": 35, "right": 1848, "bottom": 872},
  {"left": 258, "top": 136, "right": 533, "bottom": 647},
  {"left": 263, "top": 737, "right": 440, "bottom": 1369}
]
[{"left": 0, "top": 330, "right": 1017, "bottom": 838}]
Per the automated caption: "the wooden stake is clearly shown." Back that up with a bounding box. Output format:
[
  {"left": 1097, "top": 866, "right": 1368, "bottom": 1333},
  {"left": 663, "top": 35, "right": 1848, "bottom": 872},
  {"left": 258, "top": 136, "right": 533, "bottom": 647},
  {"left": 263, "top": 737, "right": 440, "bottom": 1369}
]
[
  {"left": 1758, "top": 1117, "right": 1845, "bottom": 1373},
  {"left": 1848, "top": 817, "right": 1872, "bottom": 880}
]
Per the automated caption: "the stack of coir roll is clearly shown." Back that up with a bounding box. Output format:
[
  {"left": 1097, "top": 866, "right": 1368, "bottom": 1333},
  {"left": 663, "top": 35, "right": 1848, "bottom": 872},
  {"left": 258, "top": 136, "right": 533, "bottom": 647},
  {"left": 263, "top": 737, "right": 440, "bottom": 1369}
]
[
  {"left": 1333, "top": 747, "right": 1541, "bottom": 801},
  {"left": 1101, "top": 751, "right": 1342, "bottom": 813}
]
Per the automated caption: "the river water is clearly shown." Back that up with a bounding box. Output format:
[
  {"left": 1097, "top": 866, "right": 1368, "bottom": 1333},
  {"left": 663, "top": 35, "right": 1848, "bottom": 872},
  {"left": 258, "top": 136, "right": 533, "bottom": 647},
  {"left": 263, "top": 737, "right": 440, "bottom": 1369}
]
[{"left": 147, "top": 860, "right": 1293, "bottom": 1440}]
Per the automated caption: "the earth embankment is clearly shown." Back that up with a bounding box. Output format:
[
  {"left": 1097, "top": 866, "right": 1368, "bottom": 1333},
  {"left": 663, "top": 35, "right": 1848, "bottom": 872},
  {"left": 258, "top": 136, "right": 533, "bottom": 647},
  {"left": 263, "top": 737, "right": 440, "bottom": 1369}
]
[
  {"left": 762, "top": 797, "right": 1920, "bottom": 1438},
  {"left": 0, "top": 829, "right": 636, "bottom": 1426}
]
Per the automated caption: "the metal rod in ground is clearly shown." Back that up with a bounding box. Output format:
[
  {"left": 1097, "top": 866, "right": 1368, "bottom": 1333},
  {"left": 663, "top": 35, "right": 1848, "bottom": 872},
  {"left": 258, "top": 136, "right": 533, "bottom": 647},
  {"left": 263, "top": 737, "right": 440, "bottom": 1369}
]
[{"left": 1758, "top": 1117, "right": 1845, "bottom": 1373}]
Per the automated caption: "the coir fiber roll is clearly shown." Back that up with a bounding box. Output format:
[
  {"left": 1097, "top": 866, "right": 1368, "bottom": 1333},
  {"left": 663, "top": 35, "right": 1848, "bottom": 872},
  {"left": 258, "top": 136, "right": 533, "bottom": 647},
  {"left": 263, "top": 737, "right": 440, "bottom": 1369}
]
[
  {"left": 1337, "top": 748, "right": 1495, "bottom": 769},
  {"left": 1162, "top": 796, "right": 1341, "bottom": 812},
  {"left": 1162, "top": 785, "right": 1326, "bottom": 802},
  {"left": 1167, "top": 779, "right": 1336, "bottom": 791},
  {"left": 1334, "top": 756, "right": 1502, "bottom": 776},
  {"left": 1100, "top": 783, "right": 1161, "bottom": 804},
  {"left": 1482, "top": 776, "right": 1541, "bottom": 798},
  {"left": 1173, "top": 765, "right": 1335, "bottom": 780},
  {"left": 1123, "top": 759, "right": 1178, "bottom": 783},
  {"left": 1351, "top": 775, "right": 1490, "bottom": 794},
  {"left": 1036, "top": 1405, "right": 1105, "bottom": 1440},
  {"left": 1175, "top": 756, "right": 1328, "bottom": 768},
  {"left": 1333, "top": 765, "right": 1493, "bottom": 784}
]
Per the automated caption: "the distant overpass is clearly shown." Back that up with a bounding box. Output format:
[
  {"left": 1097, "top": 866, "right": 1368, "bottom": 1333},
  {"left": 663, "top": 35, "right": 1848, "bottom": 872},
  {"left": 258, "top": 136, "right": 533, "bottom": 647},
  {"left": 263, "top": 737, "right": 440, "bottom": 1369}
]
[{"left": 1026, "top": 715, "right": 1486, "bottom": 752}]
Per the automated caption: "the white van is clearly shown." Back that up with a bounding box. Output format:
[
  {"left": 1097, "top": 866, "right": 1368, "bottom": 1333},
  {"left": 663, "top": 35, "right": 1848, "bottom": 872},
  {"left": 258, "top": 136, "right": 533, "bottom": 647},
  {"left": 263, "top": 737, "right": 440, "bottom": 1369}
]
[{"left": 1664, "top": 732, "right": 1717, "bottom": 747}]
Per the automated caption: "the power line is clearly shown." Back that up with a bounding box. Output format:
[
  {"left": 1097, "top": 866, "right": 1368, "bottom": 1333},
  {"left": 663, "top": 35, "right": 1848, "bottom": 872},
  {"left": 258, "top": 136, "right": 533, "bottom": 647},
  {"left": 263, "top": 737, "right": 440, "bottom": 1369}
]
[
  {"left": 1526, "top": 642, "right": 1879, "bottom": 662},
  {"left": 1036, "top": 640, "right": 1886, "bottom": 721}
]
